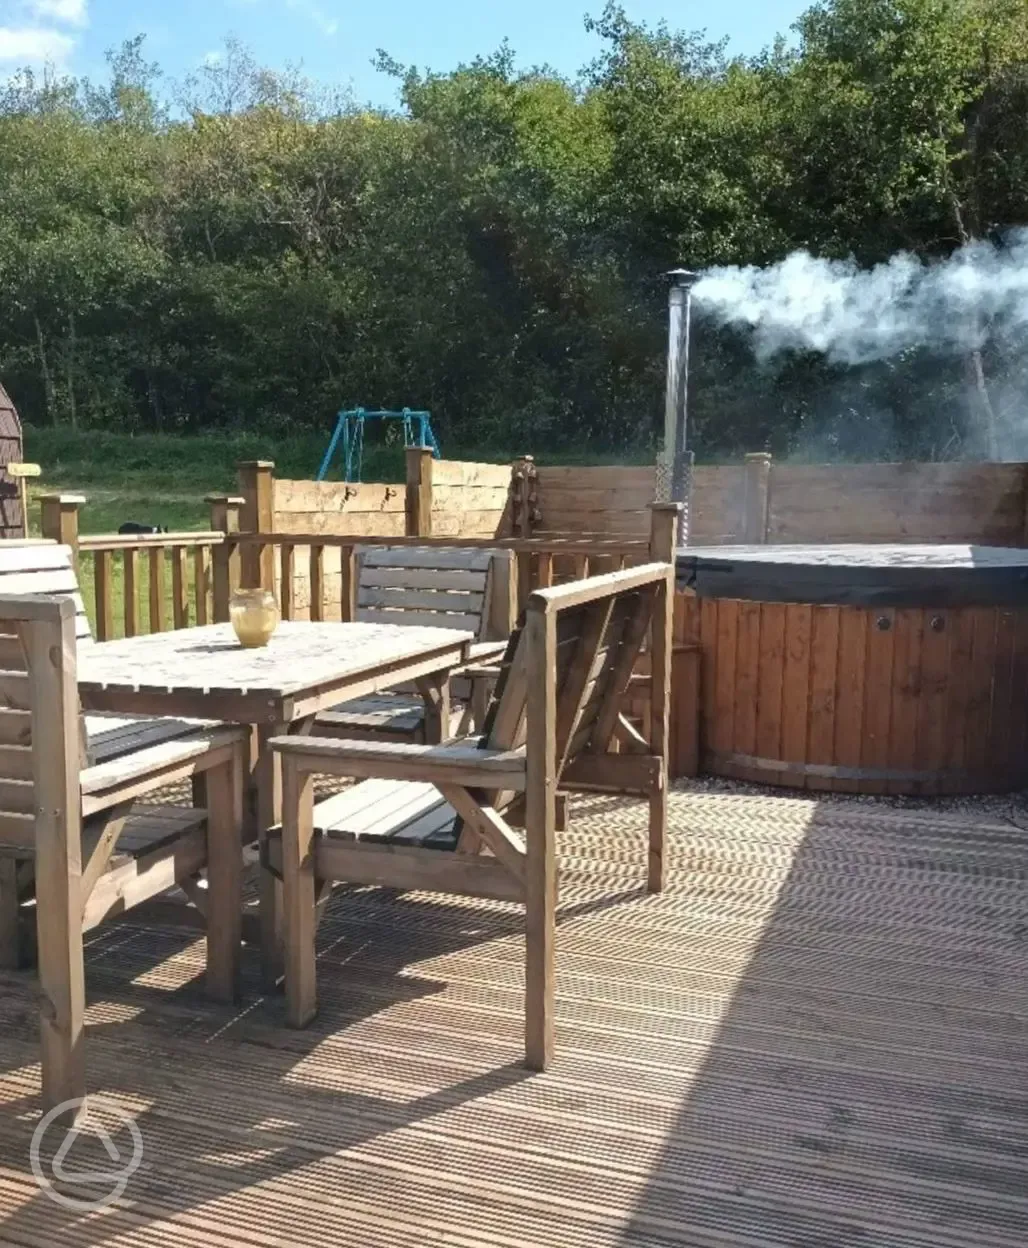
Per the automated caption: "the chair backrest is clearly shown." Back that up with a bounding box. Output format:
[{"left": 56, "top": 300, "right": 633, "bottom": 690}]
[
  {"left": 0, "top": 594, "right": 81, "bottom": 859},
  {"left": 356, "top": 546, "right": 514, "bottom": 641},
  {"left": 481, "top": 562, "right": 673, "bottom": 779},
  {"left": 0, "top": 542, "right": 93, "bottom": 645}
]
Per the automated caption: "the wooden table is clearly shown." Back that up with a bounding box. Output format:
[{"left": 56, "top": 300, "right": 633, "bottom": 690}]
[{"left": 78, "top": 621, "right": 473, "bottom": 979}]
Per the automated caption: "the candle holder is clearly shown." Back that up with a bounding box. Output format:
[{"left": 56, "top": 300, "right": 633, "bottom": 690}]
[{"left": 229, "top": 587, "right": 280, "bottom": 648}]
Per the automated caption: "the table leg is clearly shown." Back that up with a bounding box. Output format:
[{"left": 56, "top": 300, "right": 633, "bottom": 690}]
[
  {"left": 205, "top": 747, "right": 243, "bottom": 1001},
  {"left": 416, "top": 670, "right": 451, "bottom": 744},
  {"left": 255, "top": 717, "right": 315, "bottom": 990},
  {"left": 254, "top": 722, "right": 284, "bottom": 987}
]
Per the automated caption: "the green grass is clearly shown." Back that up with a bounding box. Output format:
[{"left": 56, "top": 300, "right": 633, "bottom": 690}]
[{"left": 25, "top": 426, "right": 341, "bottom": 536}]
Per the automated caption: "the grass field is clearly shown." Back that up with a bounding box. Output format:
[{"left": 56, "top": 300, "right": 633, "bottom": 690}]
[
  {"left": 24, "top": 426, "right": 353, "bottom": 536},
  {"left": 21, "top": 426, "right": 654, "bottom": 636}
]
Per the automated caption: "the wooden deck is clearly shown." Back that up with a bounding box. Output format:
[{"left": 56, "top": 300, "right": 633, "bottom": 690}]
[{"left": 0, "top": 784, "right": 1026, "bottom": 1246}]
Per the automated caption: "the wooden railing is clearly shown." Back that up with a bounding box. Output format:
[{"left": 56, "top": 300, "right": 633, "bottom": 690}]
[
  {"left": 39, "top": 487, "right": 677, "bottom": 637},
  {"left": 77, "top": 531, "right": 226, "bottom": 639},
  {"left": 40, "top": 491, "right": 245, "bottom": 640},
  {"left": 227, "top": 530, "right": 664, "bottom": 623}
]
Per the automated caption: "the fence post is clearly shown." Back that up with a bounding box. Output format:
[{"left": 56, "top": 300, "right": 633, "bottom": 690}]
[
  {"left": 650, "top": 501, "right": 699, "bottom": 781},
  {"left": 742, "top": 452, "right": 772, "bottom": 544},
  {"left": 238, "top": 461, "right": 275, "bottom": 589},
  {"left": 649, "top": 502, "right": 680, "bottom": 563},
  {"left": 340, "top": 545, "right": 357, "bottom": 622},
  {"left": 207, "top": 493, "right": 245, "bottom": 623},
  {"left": 405, "top": 447, "right": 433, "bottom": 538},
  {"left": 510, "top": 455, "right": 540, "bottom": 537},
  {"left": 39, "top": 493, "right": 84, "bottom": 555},
  {"left": 1022, "top": 465, "right": 1028, "bottom": 546},
  {"left": 512, "top": 456, "right": 539, "bottom": 613}
]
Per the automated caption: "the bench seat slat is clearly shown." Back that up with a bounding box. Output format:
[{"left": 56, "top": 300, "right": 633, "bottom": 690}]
[
  {"left": 86, "top": 714, "right": 213, "bottom": 763},
  {"left": 316, "top": 694, "right": 463, "bottom": 739},
  {"left": 289, "top": 778, "right": 459, "bottom": 851},
  {"left": 0, "top": 802, "right": 206, "bottom": 861}
]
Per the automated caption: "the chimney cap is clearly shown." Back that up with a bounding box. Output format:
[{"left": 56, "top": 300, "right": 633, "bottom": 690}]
[{"left": 666, "top": 268, "right": 700, "bottom": 287}]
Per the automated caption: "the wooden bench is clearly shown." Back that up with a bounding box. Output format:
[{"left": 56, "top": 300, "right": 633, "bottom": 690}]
[
  {"left": 0, "top": 591, "right": 249, "bottom": 1116},
  {"left": 315, "top": 546, "right": 514, "bottom": 742},
  {"left": 269, "top": 561, "right": 673, "bottom": 1070}
]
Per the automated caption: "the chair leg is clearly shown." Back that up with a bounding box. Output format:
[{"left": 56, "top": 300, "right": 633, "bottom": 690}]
[
  {"left": 204, "top": 748, "right": 244, "bottom": 1002},
  {"left": 416, "top": 671, "right": 451, "bottom": 744},
  {"left": 554, "top": 794, "right": 569, "bottom": 833},
  {"left": 647, "top": 763, "right": 667, "bottom": 894},
  {"left": 191, "top": 772, "right": 208, "bottom": 809},
  {"left": 524, "top": 801, "right": 556, "bottom": 1073},
  {"left": 0, "top": 859, "right": 22, "bottom": 970},
  {"left": 35, "top": 857, "right": 87, "bottom": 1113},
  {"left": 470, "top": 676, "right": 492, "bottom": 733},
  {"left": 281, "top": 758, "right": 318, "bottom": 1027}
]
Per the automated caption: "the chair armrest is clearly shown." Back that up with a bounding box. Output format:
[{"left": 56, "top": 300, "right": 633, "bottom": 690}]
[
  {"left": 459, "top": 664, "right": 503, "bottom": 681},
  {"left": 81, "top": 726, "right": 248, "bottom": 816},
  {"left": 451, "top": 638, "right": 507, "bottom": 680},
  {"left": 270, "top": 736, "right": 527, "bottom": 790},
  {"left": 466, "top": 640, "right": 508, "bottom": 663}
]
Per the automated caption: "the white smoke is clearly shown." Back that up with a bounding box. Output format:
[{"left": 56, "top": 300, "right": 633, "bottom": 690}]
[{"left": 693, "top": 230, "right": 1028, "bottom": 365}]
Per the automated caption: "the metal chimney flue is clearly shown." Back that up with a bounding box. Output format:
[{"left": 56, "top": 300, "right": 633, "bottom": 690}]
[{"left": 663, "top": 268, "right": 698, "bottom": 546}]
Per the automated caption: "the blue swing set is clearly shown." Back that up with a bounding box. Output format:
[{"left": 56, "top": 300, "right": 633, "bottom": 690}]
[{"left": 316, "top": 408, "right": 441, "bottom": 483}]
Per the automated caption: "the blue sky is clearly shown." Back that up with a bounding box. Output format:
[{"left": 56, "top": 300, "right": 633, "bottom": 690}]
[{"left": 0, "top": 0, "right": 808, "bottom": 108}]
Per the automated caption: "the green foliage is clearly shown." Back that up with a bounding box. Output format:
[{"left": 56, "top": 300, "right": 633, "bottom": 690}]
[{"left": 2, "top": 1, "right": 1028, "bottom": 461}]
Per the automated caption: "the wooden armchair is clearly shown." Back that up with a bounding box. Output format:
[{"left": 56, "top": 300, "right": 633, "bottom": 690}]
[
  {"left": 0, "top": 594, "right": 248, "bottom": 1113},
  {"left": 269, "top": 561, "right": 673, "bottom": 1070},
  {"left": 0, "top": 540, "right": 221, "bottom": 764},
  {"left": 315, "top": 546, "right": 514, "bottom": 742}
]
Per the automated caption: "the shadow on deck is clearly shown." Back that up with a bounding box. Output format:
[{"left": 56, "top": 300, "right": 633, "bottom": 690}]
[{"left": 0, "top": 786, "right": 1026, "bottom": 1246}]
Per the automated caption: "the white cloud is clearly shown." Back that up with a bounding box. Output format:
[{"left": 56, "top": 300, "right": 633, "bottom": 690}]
[
  {"left": 0, "top": 25, "right": 74, "bottom": 62},
  {"left": 285, "top": 0, "right": 338, "bottom": 37},
  {"left": 202, "top": 49, "right": 222, "bottom": 66},
  {"left": 0, "top": 1, "right": 87, "bottom": 69},
  {"left": 29, "top": 0, "right": 88, "bottom": 25}
]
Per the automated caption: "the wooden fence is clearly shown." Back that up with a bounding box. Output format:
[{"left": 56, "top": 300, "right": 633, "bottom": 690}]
[
  {"left": 236, "top": 453, "right": 517, "bottom": 619},
  {"left": 531, "top": 454, "right": 1028, "bottom": 546},
  {"left": 40, "top": 449, "right": 1028, "bottom": 780}
]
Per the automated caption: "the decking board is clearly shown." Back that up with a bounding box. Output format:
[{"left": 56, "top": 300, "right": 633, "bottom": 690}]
[{"left": 0, "top": 785, "right": 1026, "bottom": 1247}]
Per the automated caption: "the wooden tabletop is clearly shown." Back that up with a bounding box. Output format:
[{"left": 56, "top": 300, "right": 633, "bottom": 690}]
[
  {"left": 676, "top": 543, "right": 1028, "bottom": 606},
  {"left": 78, "top": 621, "right": 474, "bottom": 724}
]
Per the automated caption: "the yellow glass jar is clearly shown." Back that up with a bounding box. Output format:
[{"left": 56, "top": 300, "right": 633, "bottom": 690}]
[{"left": 229, "top": 587, "right": 280, "bottom": 648}]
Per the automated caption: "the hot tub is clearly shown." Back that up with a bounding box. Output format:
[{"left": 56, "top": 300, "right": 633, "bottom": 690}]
[{"left": 675, "top": 544, "right": 1028, "bottom": 795}]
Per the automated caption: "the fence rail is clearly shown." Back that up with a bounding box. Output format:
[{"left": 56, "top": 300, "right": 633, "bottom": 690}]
[
  {"left": 78, "top": 531, "right": 226, "bottom": 640},
  {"left": 227, "top": 527, "right": 663, "bottom": 622},
  {"left": 40, "top": 482, "right": 672, "bottom": 635}
]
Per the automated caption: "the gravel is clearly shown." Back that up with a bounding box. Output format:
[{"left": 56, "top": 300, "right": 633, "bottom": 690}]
[{"left": 675, "top": 773, "right": 1028, "bottom": 830}]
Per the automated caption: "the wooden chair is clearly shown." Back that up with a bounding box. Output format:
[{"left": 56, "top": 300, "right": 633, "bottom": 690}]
[
  {"left": 314, "top": 546, "right": 514, "bottom": 742},
  {"left": 269, "top": 561, "right": 673, "bottom": 1070},
  {"left": 0, "top": 540, "right": 217, "bottom": 764},
  {"left": 0, "top": 593, "right": 248, "bottom": 1114}
]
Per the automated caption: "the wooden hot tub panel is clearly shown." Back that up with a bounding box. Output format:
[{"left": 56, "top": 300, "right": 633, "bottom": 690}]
[{"left": 682, "top": 594, "right": 1028, "bottom": 795}]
